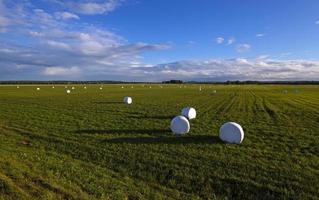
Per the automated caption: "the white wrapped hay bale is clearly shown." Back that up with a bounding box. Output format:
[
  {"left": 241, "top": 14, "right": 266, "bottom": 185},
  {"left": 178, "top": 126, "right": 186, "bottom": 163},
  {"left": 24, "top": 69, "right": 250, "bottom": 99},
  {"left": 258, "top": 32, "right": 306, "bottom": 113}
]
[
  {"left": 17, "top": 86, "right": 19, "bottom": 89},
  {"left": 84, "top": 86, "right": 87, "bottom": 89},
  {"left": 36, "top": 88, "right": 40, "bottom": 91},
  {"left": 100, "top": 87, "right": 103, "bottom": 90},
  {"left": 66, "top": 90, "right": 71, "bottom": 94},
  {"left": 181, "top": 107, "right": 196, "bottom": 120},
  {"left": 72, "top": 87, "right": 75, "bottom": 90},
  {"left": 219, "top": 122, "right": 244, "bottom": 144},
  {"left": 170, "top": 116, "right": 190, "bottom": 134},
  {"left": 123, "top": 96, "right": 132, "bottom": 104}
]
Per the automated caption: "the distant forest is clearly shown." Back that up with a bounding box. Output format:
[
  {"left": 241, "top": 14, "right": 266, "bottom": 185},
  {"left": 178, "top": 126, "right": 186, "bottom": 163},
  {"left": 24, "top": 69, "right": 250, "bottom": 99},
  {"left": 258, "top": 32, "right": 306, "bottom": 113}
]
[{"left": 0, "top": 80, "right": 318, "bottom": 85}]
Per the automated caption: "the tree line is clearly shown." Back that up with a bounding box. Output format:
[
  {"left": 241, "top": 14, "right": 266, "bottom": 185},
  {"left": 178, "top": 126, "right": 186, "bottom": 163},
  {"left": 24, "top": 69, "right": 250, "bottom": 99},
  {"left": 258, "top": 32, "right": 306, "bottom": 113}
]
[{"left": 0, "top": 80, "right": 318, "bottom": 85}]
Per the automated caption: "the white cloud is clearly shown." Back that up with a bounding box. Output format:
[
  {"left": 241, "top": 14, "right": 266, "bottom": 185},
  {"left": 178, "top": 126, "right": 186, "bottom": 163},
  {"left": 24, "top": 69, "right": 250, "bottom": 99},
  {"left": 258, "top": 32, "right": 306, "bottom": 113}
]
[
  {"left": 29, "top": 31, "right": 44, "bottom": 37},
  {"left": 43, "top": 66, "right": 81, "bottom": 76},
  {"left": 47, "top": 40, "right": 71, "bottom": 50},
  {"left": 316, "top": 20, "right": 319, "bottom": 25},
  {"left": 227, "top": 37, "right": 235, "bottom": 45},
  {"left": 236, "top": 43, "right": 251, "bottom": 53},
  {"left": 215, "top": 37, "right": 224, "bottom": 44},
  {"left": 235, "top": 58, "right": 249, "bottom": 64},
  {"left": 257, "top": 55, "right": 270, "bottom": 59},
  {"left": 69, "top": 0, "right": 122, "bottom": 15},
  {"left": 256, "top": 33, "right": 265, "bottom": 37},
  {"left": 54, "top": 12, "right": 79, "bottom": 20}
]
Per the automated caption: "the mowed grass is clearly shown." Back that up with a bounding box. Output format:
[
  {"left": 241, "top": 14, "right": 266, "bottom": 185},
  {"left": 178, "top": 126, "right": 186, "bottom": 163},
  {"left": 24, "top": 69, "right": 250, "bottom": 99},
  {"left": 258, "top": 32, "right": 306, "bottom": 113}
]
[{"left": 0, "top": 84, "right": 318, "bottom": 200}]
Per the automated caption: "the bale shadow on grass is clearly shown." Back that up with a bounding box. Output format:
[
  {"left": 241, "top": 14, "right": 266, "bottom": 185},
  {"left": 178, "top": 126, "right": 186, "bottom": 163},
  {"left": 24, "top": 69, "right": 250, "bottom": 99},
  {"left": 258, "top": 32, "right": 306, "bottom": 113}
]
[
  {"left": 104, "top": 135, "right": 222, "bottom": 145},
  {"left": 75, "top": 129, "right": 171, "bottom": 136},
  {"left": 92, "top": 101, "right": 122, "bottom": 104},
  {"left": 129, "top": 115, "right": 175, "bottom": 120}
]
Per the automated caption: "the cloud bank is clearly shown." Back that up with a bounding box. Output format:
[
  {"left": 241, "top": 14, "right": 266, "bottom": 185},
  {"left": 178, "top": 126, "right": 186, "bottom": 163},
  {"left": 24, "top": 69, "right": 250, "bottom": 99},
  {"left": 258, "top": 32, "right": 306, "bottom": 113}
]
[{"left": 131, "top": 58, "right": 319, "bottom": 82}]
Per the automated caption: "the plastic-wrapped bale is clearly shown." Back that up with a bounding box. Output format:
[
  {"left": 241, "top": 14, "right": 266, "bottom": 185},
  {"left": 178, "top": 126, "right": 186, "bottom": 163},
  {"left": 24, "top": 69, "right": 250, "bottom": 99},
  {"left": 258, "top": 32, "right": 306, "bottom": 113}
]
[
  {"left": 170, "top": 116, "right": 190, "bottom": 134},
  {"left": 84, "top": 86, "right": 87, "bottom": 89},
  {"left": 36, "top": 88, "right": 40, "bottom": 91},
  {"left": 219, "top": 122, "right": 244, "bottom": 144},
  {"left": 123, "top": 96, "right": 132, "bottom": 104},
  {"left": 181, "top": 107, "right": 196, "bottom": 120},
  {"left": 66, "top": 90, "right": 71, "bottom": 94},
  {"left": 72, "top": 87, "right": 75, "bottom": 90}
]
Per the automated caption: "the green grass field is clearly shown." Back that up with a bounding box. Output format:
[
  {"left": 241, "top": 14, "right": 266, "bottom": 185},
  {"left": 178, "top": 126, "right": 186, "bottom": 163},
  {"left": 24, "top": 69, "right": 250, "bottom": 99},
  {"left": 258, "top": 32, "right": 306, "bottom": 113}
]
[{"left": 0, "top": 84, "right": 318, "bottom": 200}]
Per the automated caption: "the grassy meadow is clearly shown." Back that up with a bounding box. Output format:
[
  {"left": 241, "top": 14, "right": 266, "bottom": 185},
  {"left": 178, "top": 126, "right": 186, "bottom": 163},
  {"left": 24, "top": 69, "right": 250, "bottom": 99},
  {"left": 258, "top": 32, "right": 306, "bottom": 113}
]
[{"left": 0, "top": 84, "right": 318, "bottom": 200}]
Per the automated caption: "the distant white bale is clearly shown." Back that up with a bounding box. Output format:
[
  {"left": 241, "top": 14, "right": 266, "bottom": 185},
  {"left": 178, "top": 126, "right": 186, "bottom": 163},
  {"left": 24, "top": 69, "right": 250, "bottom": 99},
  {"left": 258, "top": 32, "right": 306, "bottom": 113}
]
[
  {"left": 131, "top": 86, "right": 134, "bottom": 88},
  {"left": 100, "top": 87, "right": 103, "bottom": 90},
  {"left": 121, "top": 86, "right": 124, "bottom": 88},
  {"left": 149, "top": 86, "right": 151, "bottom": 88},
  {"left": 123, "top": 96, "right": 132, "bottom": 104},
  {"left": 72, "top": 87, "right": 75, "bottom": 90},
  {"left": 66, "top": 90, "right": 71, "bottom": 94},
  {"left": 199, "top": 86, "right": 202, "bottom": 91},
  {"left": 170, "top": 116, "right": 190, "bottom": 134},
  {"left": 181, "top": 107, "right": 196, "bottom": 120},
  {"left": 219, "top": 122, "right": 244, "bottom": 144},
  {"left": 36, "top": 88, "right": 40, "bottom": 91},
  {"left": 17, "top": 86, "right": 19, "bottom": 88},
  {"left": 84, "top": 86, "right": 87, "bottom": 89},
  {"left": 52, "top": 86, "right": 55, "bottom": 89}
]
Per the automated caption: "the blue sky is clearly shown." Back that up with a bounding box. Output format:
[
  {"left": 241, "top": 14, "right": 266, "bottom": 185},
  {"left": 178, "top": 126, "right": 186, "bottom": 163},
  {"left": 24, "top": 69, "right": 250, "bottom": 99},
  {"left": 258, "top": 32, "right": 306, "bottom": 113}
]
[{"left": 0, "top": 0, "right": 319, "bottom": 81}]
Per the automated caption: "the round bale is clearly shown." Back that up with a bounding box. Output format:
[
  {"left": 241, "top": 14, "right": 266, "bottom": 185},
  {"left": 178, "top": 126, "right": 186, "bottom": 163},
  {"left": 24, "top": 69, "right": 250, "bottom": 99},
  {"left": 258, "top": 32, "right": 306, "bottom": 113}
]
[
  {"left": 219, "top": 122, "right": 244, "bottom": 144},
  {"left": 181, "top": 107, "right": 196, "bottom": 120},
  {"left": 123, "top": 96, "right": 132, "bottom": 104},
  {"left": 170, "top": 116, "right": 190, "bottom": 134}
]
